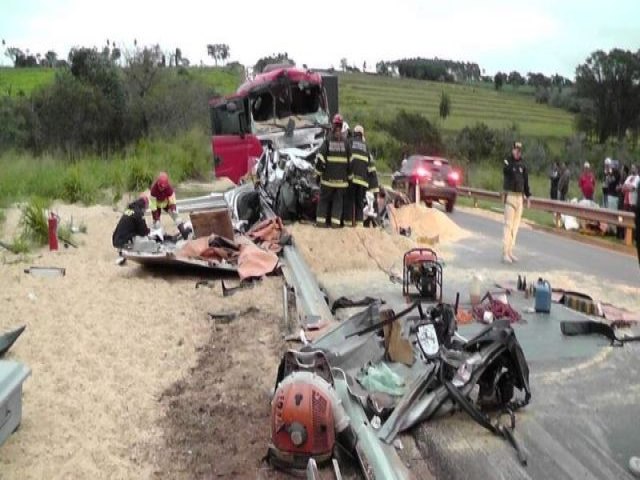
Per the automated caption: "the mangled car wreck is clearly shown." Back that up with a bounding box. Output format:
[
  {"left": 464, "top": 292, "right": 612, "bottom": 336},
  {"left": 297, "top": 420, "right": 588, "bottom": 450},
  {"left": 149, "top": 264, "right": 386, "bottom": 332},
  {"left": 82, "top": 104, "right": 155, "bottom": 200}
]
[{"left": 209, "top": 66, "right": 338, "bottom": 221}]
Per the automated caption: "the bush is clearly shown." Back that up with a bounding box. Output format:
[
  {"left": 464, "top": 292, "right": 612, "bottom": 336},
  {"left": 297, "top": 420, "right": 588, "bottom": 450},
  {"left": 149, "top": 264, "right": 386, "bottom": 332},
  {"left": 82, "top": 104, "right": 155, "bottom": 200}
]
[
  {"left": 125, "top": 158, "right": 155, "bottom": 193},
  {"left": 19, "top": 197, "right": 50, "bottom": 245},
  {"left": 454, "top": 122, "right": 496, "bottom": 162},
  {"left": 378, "top": 110, "right": 443, "bottom": 156},
  {"left": 61, "top": 165, "right": 98, "bottom": 204}
]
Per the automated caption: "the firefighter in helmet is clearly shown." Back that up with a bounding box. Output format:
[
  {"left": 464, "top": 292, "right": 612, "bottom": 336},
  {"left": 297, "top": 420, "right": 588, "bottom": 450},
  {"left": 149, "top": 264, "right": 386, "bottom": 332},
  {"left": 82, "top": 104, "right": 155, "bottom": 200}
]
[
  {"left": 149, "top": 172, "right": 192, "bottom": 240},
  {"left": 315, "top": 114, "right": 351, "bottom": 227},
  {"left": 343, "top": 124, "right": 372, "bottom": 226}
]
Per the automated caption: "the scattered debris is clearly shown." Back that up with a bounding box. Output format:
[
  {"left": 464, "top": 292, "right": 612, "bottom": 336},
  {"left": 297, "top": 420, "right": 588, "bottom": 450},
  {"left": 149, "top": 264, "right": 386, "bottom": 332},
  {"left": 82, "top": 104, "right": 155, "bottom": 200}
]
[
  {"left": 331, "top": 296, "right": 383, "bottom": 314},
  {"left": 23, "top": 266, "right": 66, "bottom": 277},
  {"left": 560, "top": 321, "right": 640, "bottom": 346},
  {"left": 0, "top": 325, "right": 26, "bottom": 357},
  {"left": 472, "top": 292, "right": 522, "bottom": 324}
]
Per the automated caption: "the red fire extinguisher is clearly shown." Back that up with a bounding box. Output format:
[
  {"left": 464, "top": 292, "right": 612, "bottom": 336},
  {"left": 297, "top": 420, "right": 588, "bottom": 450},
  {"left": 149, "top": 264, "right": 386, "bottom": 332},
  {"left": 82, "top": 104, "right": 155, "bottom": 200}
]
[{"left": 48, "top": 212, "right": 59, "bottom": 251}]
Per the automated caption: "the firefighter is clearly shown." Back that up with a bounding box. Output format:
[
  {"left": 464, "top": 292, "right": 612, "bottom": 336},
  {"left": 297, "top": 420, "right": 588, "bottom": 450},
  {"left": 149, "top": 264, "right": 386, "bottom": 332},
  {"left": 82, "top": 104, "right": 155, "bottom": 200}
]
[
  {"left": 343, "top": 125, "right": 372, "bottom": 226},
  {"left": 315, "top": 114, "right": 351, "bottom": 227},
  {"left": 149, "top": 172, "right": 192, "bottom": 240},
  {"left": 112, "top": 195, "right": 150, "bottom": 249}
]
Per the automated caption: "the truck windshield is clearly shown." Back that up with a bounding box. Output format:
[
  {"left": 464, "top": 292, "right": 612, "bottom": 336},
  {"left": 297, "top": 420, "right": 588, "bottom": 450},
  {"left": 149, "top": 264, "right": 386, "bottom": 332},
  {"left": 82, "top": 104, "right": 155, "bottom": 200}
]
[{"left": 251, "top": 82, "right": 328, "bottom": 133}]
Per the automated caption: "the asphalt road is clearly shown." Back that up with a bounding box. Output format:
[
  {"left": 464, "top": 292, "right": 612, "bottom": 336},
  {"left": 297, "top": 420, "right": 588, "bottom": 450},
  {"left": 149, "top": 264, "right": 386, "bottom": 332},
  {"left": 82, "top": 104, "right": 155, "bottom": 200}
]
[
  {"left": 449, "top": 208, "right": 640, "bottom": 287},
  {"left": 421, "top": 208, "right": 640, "bottom": 479},
  {"left": 315, "top": 208, "right": 640, "bottom": 480}
]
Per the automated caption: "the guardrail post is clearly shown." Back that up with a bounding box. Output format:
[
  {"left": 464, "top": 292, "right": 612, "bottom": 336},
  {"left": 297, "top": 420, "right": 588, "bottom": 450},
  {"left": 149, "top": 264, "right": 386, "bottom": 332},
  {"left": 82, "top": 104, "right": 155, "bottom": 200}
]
[
  {"left": 624, "top": 227, "right": 633, "bottom": 246},
  {"left": 473, "top": 196, "right": 478, "bottom": 208}
]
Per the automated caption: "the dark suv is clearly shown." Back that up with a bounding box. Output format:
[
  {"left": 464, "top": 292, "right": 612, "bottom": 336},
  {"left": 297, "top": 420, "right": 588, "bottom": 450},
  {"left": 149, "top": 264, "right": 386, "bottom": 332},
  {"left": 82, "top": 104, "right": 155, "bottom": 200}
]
[{"left": 391, "top": 155, "right": 461, "bottom": 212}]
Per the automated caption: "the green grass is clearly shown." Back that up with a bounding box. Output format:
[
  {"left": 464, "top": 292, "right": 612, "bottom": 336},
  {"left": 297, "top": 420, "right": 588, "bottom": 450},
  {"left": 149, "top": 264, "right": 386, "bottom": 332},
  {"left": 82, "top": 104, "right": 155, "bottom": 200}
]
[
  {"left": 0, "top": 65, "right": 243, "bottom": 98},
  {"left": 0, "top": 128, "right": 213, "bottom": 206},
  {"left": 0, "top": 67, "right": 57, "bottom": 96},
  {"left": 188, "top": 66, "right": 242, "bottom": 95},
  {"left": 339, "top": 73, "right": 575, "bottom": 140}
]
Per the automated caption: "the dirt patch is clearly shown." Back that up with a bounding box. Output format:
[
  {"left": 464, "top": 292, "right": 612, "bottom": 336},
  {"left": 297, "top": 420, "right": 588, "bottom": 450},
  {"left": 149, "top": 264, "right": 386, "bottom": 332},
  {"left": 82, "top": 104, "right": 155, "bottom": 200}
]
[
  {"left": 0, "top": 202, "right": 289, "bottom": 480},
  {"left": 0, "top": 203, "right": 212, "bottom": 479},
  {"left": 147, "top": 277, "right": 287, "bottom": 479}
]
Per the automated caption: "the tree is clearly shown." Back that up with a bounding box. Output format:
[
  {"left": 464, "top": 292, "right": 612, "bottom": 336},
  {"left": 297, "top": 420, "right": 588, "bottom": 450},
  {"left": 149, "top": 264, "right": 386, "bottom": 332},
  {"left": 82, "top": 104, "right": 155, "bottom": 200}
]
[
  {"left": 5, "top": 47, "right": 24, "bottom": 67},
  {"left": 253, "top": 52, "right": 294, "bottom": 73},
  {"left": 439, "top": 91, "right": 451, "bottom": 121},
  {"left": 44, "top": 50, "right": 58, "bottom": 68},
  {"left": 507, "top": 71, "right": 525, "bottom": 87},
  {"left": 124, "top": 45, "right": 165, "bottom": 135},
  {"left": 206, "top": 43, "right": 230, "bottom": 66},
  {"left": 376, "top": 61, "right": 390, "bottom": 75},
  {"left": 494, "top": 72, "right": 506, "bottom": 90},
  {"left": 340, "top": 58, "right": 348, "bottom": 72},
  {"left": 575, "top": 49, "right": 640, "bottom": 143}
]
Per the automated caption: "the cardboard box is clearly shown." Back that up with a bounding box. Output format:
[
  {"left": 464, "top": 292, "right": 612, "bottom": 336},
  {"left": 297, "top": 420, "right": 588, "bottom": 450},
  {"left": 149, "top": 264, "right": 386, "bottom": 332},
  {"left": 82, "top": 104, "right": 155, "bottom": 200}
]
[
  {"left": 189, "top": 208, "right": 234, "bottom": 240},
  {"left": 0, "top": 361, "right": 31, "bottom": 447}
]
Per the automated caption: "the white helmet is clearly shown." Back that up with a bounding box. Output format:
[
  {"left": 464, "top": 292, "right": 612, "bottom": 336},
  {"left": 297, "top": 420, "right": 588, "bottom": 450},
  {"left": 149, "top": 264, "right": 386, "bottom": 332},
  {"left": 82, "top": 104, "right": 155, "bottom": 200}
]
[{"left": 604, "top": 157, "right": 612, "bottom": 165}]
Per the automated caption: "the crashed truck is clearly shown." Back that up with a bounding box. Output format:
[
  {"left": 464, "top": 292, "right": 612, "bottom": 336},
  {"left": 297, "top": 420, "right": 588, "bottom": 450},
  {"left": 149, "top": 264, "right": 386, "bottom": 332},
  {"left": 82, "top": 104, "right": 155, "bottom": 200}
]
[{"left": 209, "top": 65, "right": 339, "bottom": 221}]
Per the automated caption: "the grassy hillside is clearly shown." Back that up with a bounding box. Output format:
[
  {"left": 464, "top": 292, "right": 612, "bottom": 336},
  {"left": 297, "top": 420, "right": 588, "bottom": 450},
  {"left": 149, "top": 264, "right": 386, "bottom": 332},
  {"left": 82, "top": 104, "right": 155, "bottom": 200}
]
[
  {"left": 338, "top": 73, "right": 574, "bottom": 140},
  {"left": 0, "top": 66, "right": 242, "bottom": 97},
  {"left": 0, "top": 67, "right": 57, "bottom": 96}
]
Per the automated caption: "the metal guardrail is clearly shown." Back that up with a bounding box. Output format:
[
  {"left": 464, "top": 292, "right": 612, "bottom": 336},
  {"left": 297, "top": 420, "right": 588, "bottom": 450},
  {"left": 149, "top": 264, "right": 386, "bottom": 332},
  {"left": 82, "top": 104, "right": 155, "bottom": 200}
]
[{"left": 457, "top": 186, "right": 636, "bottom": 245}]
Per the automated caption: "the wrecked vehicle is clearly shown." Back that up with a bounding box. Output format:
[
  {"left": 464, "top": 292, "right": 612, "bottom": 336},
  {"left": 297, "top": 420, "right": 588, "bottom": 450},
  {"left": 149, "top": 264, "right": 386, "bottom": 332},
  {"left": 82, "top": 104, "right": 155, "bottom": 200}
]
[
  {"left": 209, "top": 65, "right": 337, "bottom": 188},
  {"left": 268, "top": 300, "right": 532, "bottom": 476}
]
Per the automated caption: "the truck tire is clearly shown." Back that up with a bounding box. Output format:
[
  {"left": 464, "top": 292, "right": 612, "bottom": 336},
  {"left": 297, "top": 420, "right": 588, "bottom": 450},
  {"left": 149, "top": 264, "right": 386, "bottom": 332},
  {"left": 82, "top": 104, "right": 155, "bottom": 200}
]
[{"left": 446, "top": 200, "right": 454, "bottom": 213}]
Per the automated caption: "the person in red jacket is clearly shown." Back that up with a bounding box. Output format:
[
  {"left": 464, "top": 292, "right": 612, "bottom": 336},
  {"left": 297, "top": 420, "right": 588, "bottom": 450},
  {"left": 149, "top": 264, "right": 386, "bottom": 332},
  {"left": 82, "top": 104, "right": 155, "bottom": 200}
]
[
  {"left": 578, "top": 162, "right": 596, "bottom": 201},
  {"left": 149, "top": 172, "right": 191, "bottom": 240}
]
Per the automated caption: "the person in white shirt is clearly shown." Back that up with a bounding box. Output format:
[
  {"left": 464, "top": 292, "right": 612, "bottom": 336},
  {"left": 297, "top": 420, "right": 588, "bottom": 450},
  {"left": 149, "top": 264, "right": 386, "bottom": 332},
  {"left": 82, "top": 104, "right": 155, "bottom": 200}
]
[{"left": 622, "top": 164, "right": 640, "bottom": 212}]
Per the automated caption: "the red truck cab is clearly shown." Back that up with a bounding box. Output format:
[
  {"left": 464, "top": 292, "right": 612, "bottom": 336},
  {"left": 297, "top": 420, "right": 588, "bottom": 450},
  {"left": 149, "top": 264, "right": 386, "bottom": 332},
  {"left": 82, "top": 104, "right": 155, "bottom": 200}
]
[{"left": 209, "top": 66, "right": 335, "bottom": 184}]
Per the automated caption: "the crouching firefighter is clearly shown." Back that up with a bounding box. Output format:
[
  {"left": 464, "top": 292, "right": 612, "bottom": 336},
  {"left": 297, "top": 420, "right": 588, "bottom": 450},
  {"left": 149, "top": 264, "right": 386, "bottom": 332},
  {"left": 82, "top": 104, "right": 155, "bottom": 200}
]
[
  {"left": 149, "top": 172, "right": 192, "bottom": 240},
  {"left": 112, "top": 195, "right": 150, "bottom": 249},
  {"left": 342, "top": 124, "right": 372, "bottom": 227},
  {"left": 315, "top": 114, "right": 351, "bottom": 228}
]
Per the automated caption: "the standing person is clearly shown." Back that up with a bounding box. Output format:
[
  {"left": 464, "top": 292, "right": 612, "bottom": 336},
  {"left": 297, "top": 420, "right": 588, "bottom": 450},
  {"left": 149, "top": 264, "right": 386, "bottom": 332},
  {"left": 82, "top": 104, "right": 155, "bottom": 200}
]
[
  {"left": 557, "top": 163, "right": 571, "bottom": 201},
  {"left": 578, "top": 162, "right": 596, "bottom": 201},
  {"left": 112, "top": 195, "right": 150, "bottom": 249},
  {"left": 622, "top": 165, "right": 640, "bottom": 212},
  {"left": 343, "top": 125, "right": 372, "bottom": 227},
  {"left": 149, "top": 172, "right": 192, "bottom": 240},
  {"left": 549, "top": 161, "right": 560, "bottom": 200},
  {"left": 315, "top": 114, "right": 351, "bottom": 228},
  {"left": 502, "top": 141, "right": 531, "bottom": 264},
  {"left": 603, "top": 158, "right": 621, "bottom": 209}
]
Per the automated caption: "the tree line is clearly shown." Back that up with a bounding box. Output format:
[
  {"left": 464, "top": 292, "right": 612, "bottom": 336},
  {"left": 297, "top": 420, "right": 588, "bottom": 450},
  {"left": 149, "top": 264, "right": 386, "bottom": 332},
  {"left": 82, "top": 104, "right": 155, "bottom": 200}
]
[{"left": 0, "top": 44, "right": 220, "bottom": 156}]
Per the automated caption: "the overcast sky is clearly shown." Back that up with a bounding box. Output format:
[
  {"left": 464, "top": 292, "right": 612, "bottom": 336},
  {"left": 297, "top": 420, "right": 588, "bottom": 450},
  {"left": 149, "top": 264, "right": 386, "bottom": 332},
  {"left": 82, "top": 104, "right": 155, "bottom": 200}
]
[{"left": 1, "top": 0, "right": 639, "bottom": 78}]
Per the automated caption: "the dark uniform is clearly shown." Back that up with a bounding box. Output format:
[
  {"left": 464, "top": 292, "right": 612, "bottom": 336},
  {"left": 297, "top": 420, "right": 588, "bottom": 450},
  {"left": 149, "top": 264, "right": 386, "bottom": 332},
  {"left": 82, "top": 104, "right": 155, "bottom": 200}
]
[
  {"left": 315, "top": 132, "right": 351, "bottom": 226},
  {"left": 502, "top": 149, "right": 531, "bottom": 261},
  {"left": 112, "top": 198, "right": 150, "bottom": 248},
  {"left": 503, "top": 154, "right": 531, "bottom": 197},
  {"left": 343, "top": 136, "right": 372, "bottom": 226}
]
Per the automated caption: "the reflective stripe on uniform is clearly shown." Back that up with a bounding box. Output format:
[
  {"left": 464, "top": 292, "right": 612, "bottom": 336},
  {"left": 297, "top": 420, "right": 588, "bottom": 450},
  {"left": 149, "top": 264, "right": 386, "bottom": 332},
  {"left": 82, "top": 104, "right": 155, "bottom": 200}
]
[
  {"left": 327, "top": 155, "right": 349, "bottom": 164},
  {"left": 352, "top": 177, "right": 369, "bottom": 187},
  {"left": 351, "top": 153, "right": 369, "bottom": 163},
  {"left": 150, "top": 193, "right": 176, "bottom": 211},
  {"left": 368, "top": 165, "right": 377, "bottom": 172},
  {"left": 321, "top": 179, "right": 348, "bottom": 188}
]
